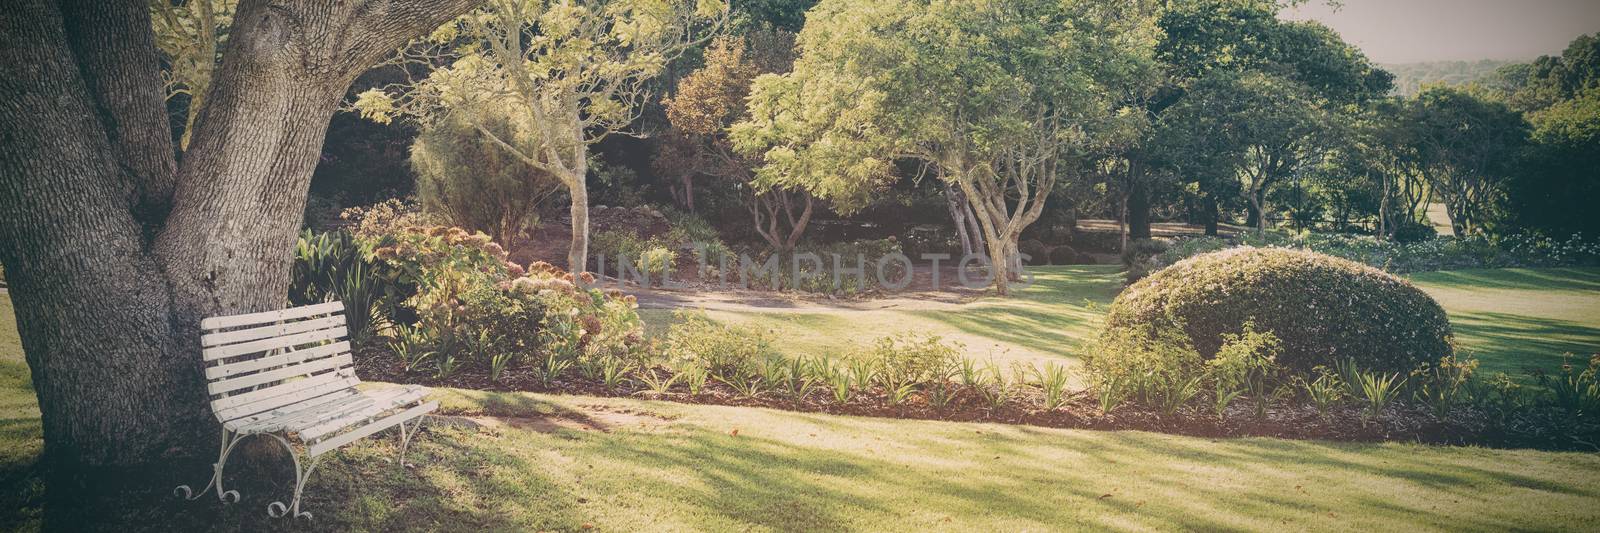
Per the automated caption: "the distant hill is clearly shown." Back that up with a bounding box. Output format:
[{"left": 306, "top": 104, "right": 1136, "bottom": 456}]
[{"left": 1380, "top": 60, "right": 1519, "bottom": 96}]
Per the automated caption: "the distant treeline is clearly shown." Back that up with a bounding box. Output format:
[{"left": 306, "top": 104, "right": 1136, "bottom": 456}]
[{"left": 1382, "top": 60, "right": 1518, "bottom": 96}]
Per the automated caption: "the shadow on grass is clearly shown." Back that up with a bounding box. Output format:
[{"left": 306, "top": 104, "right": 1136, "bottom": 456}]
[
  {"left": 1450, "top": 311, "right": 1600, "bottom": 377},
  {"left": 1411, "top": 268, "right": 1600, "bottom": 293}
]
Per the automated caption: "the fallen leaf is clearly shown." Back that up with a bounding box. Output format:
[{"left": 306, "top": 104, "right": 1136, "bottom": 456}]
[
  {"left": 730, "top": 428, "right": 739, "bottom": 437},
  {"left": 1099, "top": 494, "right": 1113, "bottom": 500}
]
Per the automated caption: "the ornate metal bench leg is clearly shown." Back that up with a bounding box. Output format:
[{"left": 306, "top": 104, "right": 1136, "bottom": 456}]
[
  {"left": 265, "top": 434, "right": 323, "bottom": 520},
  {"left": 174, "top": 427, "right": 245, "bottom": 504},
  {"left": 396, "top": 415, "right": 427, "bottom": 467}
]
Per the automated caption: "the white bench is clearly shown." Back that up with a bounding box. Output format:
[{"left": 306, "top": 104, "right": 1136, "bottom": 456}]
[{"left": 173, "top": 301, "right": 438, "bottom": 519}]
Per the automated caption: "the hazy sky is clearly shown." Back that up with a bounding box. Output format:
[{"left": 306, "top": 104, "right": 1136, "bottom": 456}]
[{"left": 1281, "top": 0, "right": 1600, "bottom": 64}]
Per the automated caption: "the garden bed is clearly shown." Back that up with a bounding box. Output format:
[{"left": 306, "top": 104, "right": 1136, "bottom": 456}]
[{"left": 352, "top": 345, "right": 1600, "bottom": 452}]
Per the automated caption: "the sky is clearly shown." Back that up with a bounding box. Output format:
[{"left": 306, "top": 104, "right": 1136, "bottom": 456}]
[{"left": 1281, "top": 0, "right": 1600, "bottom": 64}]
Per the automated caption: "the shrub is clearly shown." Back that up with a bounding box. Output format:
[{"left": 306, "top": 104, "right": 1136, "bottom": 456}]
[
  {"left": 639, "top": 246, "right": 677, "bottom": 278},
  {"left": 664, "top": 311, "right": 778, "bottom": 379},
  {"left": 1018, "top": 239, "right": 1050, "bottom": 266},
  {"left": 1085, "top": 323, "right": 1205, "bottom": 413},
  {"left": 1390, "top": 220, "right": 1438, "bottom": 243},
  {"left": 850, "top": 333, "right": 961, "bottom": 395},
  {"left": 1048, "top": 244, "right": 1083, "bottom": 265},
  {"left": 1104, "top": 247, "right": 1454, "bottom": 374}
]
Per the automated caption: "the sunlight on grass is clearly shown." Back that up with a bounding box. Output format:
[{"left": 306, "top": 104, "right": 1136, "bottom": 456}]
[{"left": 1410, "top": 268, "right": 1600, "bottom": 378}]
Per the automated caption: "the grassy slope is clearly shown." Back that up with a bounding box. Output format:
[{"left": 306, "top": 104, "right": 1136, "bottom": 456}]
[
  {"left": 651, "top": 266, "right": 1600, "bottom": 382},
  {"left": 1, "top": 270, "right": 1598, "bottom": 530}
]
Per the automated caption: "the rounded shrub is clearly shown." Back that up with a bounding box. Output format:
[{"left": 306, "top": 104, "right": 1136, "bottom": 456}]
[
  {"left": 1019, "top": 239, "right": 1050, "bottom": 265},
  {"left": 1049, "top": 245, "right": 1082, "bottom": 265},
  {"left": 1103, "top": 247, "right": 1453, "bottom": 373}
]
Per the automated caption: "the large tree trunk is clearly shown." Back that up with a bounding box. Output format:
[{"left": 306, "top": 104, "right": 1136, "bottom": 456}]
[
  {"left": 1128, "top": 177, "right": 1151, "bottom": 241},
  {"left": 568, "top": 156, "right": 591, "bottom": 275},
  {"left": 0, "top": 0, "right": 480, "bottom": 518},
  {"left": 1203, "top": 195, "right": 1219, "bottom": 236}
]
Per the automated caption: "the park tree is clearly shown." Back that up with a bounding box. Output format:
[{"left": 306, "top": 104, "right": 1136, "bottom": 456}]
[
  {"left": 658, "top": 31, "right": 823, "bottom": 252},
  {"left": 357, "top": 0, "right": 727, "bottom": 273},
  {"left": 1134, "top": 0, "right": 1389, "bottom": 238},
  {"left": 0, "top": 0, "right": 480, "bottom": 515},
  {"left": 733, "top": 0, "right": 1157, "bottom": 294},
  {"left": 411, "top": 113, "right": 563, "bottom": 244},
  {"left": 1403, "top": 86, "right": 1528, "bottom": 236},
  {"left": 1157, "top": 70, "right": 1335, "bottom": 232},
  {"left": 1503, "top": 87, "right": 1600, "bottom": 237}
]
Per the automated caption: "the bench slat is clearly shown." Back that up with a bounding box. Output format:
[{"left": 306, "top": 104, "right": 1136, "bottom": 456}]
[
  {"left": 308, "top": 401, "right": 438, "bottom": 457},
  {"left": 224, "top": 388, "right": 364, "bottom": 432},
  {"left": 207, "top": 354, "right": 352, "bottom": 395},
  {"left": 287, "top": 387, "right": 429, "bottom": 439},
  {"left": 205, "top": 341, "right": 350, "bottom": 380},
  {"left": 201, "top": 301, "right": 345, "bottom": 330},
  {"left": 211, "top": 369, "right": 359, "bottom": 421},
  {"left": 202, "top": 325, "right": 347, "bottom": 362},
  {"left": 202, "top": 315, "right": 345, "bottom": 348}
]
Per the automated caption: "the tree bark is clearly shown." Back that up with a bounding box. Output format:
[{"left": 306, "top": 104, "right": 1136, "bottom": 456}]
[
  {"left": 0, "top": 0, "right": 482, "bottom": 510},
  {"left": 1128, "top": 175, "right": 1151, "bottom": 240},
  {"left": 1203, "top": 195, "right": 1219, "bottom": 236}
]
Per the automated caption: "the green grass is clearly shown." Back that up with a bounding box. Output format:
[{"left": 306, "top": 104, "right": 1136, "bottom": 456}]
[
  {"left": 1409, "top": 268, "right": 1600, "bottom": 378},
  {"left": 1, "top": 269, "right": 1598, "bottom": 530}
]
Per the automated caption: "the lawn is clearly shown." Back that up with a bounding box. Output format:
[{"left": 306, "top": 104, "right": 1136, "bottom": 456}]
[
  {"left": 649, "top": 266, "right": 1600, "bottom": 383},
  {"left": 2, "top": 269, "right": 1599, "bottom": 530}
]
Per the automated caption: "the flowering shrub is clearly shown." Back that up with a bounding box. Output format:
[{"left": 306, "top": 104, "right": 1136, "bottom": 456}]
[{"left": 1106, "top": 248, "right": 1454, "bottom": 374}]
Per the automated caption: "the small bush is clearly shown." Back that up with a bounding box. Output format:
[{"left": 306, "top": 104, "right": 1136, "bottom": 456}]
[
  {"left": 850, "top": 333, "right": 961, "bottom": 394},
  {"left": 1104, "top": 247, "right": 1454, "bottom": 374},
  {"left": 1048, "top": 245, "right": 1083, "bottom": 265},
  {"left": 1018, "top": 239, "right": 1050, "bottom": 266},
  {"left": 1390, "top": 220, "right": 1438, "bottom": 243},
  {"left": 664, "top": 312, "right": 779, "bottom": 379},
  {"left": 639, "top": 246, "right": 677, "bottom": 278}
]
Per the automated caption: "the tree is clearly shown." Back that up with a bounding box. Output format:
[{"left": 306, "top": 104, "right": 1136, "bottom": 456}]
[
  {"left": 411, "top": 113, "right": 563, "bottom": 244},
  {"left": 658, "top": 32, "right": 821, "bottom": 252},
  {"left": 0, "top": 0, "right": 479, "bottom": 513},
  {"left": 733, "top": 0, "right": 1156, "bottom": 295},
  {"left": 1134, "top": 0, "right": 1390, "bottom": 238},
  {"left": 358, "top": 0, "right": 727, "bottom": 274},
  {"left": 1158, "top": 70, "right": 1334, "bottom": 232},
  {"left": 1504, "top": 88, "right": 1600, "bottom": 237},
  {"left": 1403, "top": 86, "right": 1528, "bottom": 236}
]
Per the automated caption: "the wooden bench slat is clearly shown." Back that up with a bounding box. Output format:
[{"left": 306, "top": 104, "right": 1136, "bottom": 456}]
[
  {"left": 205, "top": 341, "right": 350, "bottom": 380},
  {"left": 224, "top": 389, "right": 364, "bottom": 432},
  {"left": 202, "top": 325, "right": 347, "bottom": 362},
  {"left": 212, "top": 369, "right": 359, "bottom": 420},
  {"left": 201, "top": 301, "right": 345, "bottom": 330},
  {"left": 201, "top": 315, "right": 346, "bottom": 348},
  {"left": 287, "top": 387, "right": 429, "bottom": 439},
  {"left": 207, "top": 354, "right": 352, "bottom": 395},
  {"left": 308, "top": 401, "right": 438, "bottom": 457}
]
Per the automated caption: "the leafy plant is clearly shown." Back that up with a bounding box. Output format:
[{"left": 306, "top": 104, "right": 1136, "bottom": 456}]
[
  {"left": 1357, "top": 370, "right": 1407, "bottom": 424},
  {"left": 1539, "top": 354, "right": 1600, "bottom": 418},
  {"left": 540, "top": 352, "right": 573, "bottom": 387},
  {"left": 488, "top": 352, "right": 518, "bottom": 382},
  {"left": 1300, "top": 367, "right": 1347, "bottom": 419},
  {"left": 1207, "top": 325, "right": 1281, "bottom": 420},
  {"left": 634, "top": 368, "right": 676, "bottom": 395},
  {"left": 1412, "top": 355, "right": 1479, "bottom": 416},
  {"left": 1032, "top": 363, "right": 1071, "bottom": 411},
  {"left": 678, "top": 363, "right": 710, "bottom": 396}
]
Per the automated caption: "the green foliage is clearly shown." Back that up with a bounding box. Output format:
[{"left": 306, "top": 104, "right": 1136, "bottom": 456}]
[
  {"left": 1299, "top": 367, "right": 1347, "bottom": 419},
  {"left": 290, "top": 229, "right": 399, "bottom": 342},
  {"left": 1206, "top": 324, "right": 1281, "bottom": 420},
  {"left": 850, "top": 333, "right": 961, "bottom": 398},
  {"left": 1355, "top": 369, "right": 1407, "bottom": 423},
  {"left": 1538, "top": 355, "right": 1600, "bottom": 418},
  {"left": 1410, "top": 355, "right": 1479, "bottom": 417},
  {"left": 1106, "top": 247, "right": 1455, "bottom": 374},
  {"left": 410, "top": 114, "right": 560, "bottom": 244},
  {"left": 1147, "top": 233, "right": 1600, "bottom": 277},
  {"left": 664, "top": 311, "right": 778, "bottom": 381},
  {"left": 1085, "top": 323, "right": 1205, "bottom": 415}
]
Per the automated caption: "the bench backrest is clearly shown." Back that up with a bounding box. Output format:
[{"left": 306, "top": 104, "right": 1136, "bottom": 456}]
[{"left": 199, "top": 301, "right": 359, "bottom": 424}]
